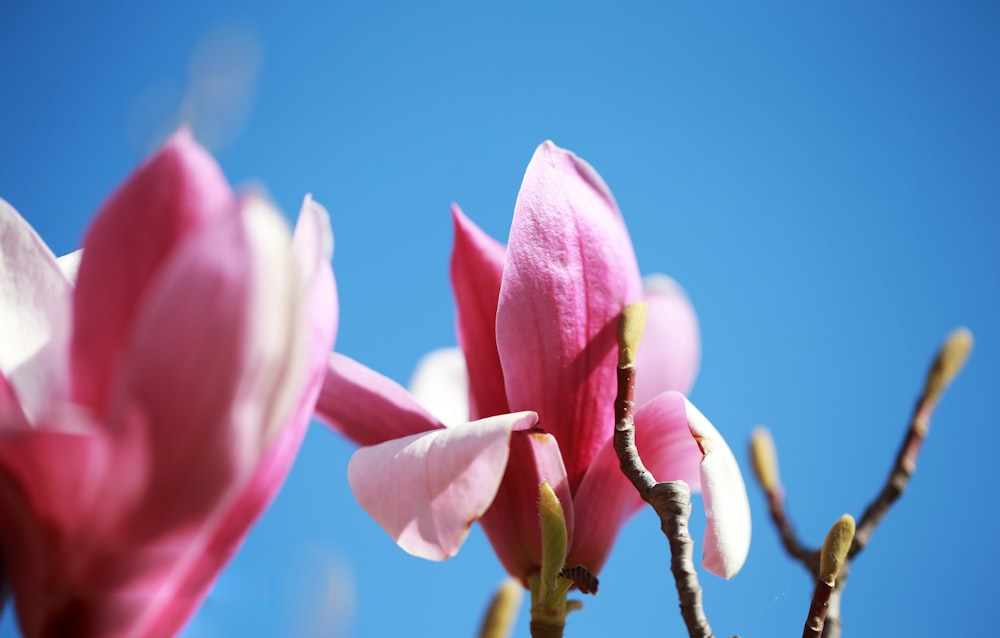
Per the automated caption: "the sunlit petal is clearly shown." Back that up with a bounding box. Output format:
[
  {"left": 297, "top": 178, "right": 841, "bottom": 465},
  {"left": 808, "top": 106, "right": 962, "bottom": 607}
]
[{"left": 348, "top": 411, "right": 538, "bottom": 560}]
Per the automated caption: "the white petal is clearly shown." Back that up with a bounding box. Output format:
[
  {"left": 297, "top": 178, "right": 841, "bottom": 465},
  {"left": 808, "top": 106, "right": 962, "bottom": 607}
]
[
  {"left": 684, "top": 397, "right": 751, "bottom": 579},
  {"left": 409, "top": 347, "right": 470, "bottom": 427}
]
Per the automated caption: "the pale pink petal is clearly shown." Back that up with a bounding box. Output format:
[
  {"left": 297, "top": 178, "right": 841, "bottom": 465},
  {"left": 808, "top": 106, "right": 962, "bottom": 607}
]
[
  {"left": 569, "top": 390, "right": 702, "bottom": 573},
  {"left": 128, "top": 198, "right": 339, "bottom": 637},
  {"left": 450, "top": 205, "right": 508, "bottom": 420},
  {"left": 409, "top": 347, "right": 469, "bottom": 427},
  {"left": 71, "top": 129, "right": 237, "bottom": 414},
  {"left": 108, "top": 196, "right": 303, "bottom": 538},
  {"left": 0, "top": 198, "right": 72, "bottom": 423},
  {"left": 684, "top": 397, "right": 751, "bottom": 579},
  {"left": 347, "top": 411, "right": 538, "bottom": 561},
  {"left": 634, "top": 274, "right": 701, "bottom": 404},
  {"left": 496, "top": 141, "right": 643, "bottom": 489},
  {"left": 479, "top": 429, "right": 575, "bottom": 584},
  {"left": 317, "top": 353, "right": 444, "bottom": 446}
]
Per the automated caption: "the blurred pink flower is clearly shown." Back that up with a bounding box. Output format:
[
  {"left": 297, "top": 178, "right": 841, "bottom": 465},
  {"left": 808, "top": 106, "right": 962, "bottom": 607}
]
[
  {"left": 0, "top": 130, "right": 337, "bottom": 637},
  {"left": 317, "top": 141, "right": 749, "bottom": 586}
]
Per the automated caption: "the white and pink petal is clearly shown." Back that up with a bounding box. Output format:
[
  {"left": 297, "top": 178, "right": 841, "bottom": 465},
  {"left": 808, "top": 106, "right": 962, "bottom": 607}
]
[
  {"left": 0, "top": 198, "right": 73, "bottom": 423},
  {"left": 683, "top": 396, "right": 751, "bottom": 579},
  {"left": 347, "top": 411, "right": 538, "bottom": 561}
]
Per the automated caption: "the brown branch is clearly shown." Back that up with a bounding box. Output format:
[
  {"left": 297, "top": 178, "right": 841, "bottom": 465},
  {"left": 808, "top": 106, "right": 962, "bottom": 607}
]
[
  {"left": 613, "top": 361, "right": 714, "bottom": 638},
  {"left": 766, "top": 489, "right": 818, "bottom": 574},
  {"left": 850, "top": 396, "right": 932, "bottom": 559},
  {"left": 802, "top": 579, "right": 834, "bottom": 638}
]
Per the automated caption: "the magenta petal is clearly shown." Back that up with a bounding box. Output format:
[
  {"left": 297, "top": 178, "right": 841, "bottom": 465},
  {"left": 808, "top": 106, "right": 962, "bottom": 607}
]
[
  {"left": 496, "top": 141, "right": 643, "bottom": 489},
  {"left": 684, "top": 397, "right": 751, "bottom": 579},
  {"left": 347, "top": 411, "right": 538, "bottom": 560},
  {"left": 71, "top": 130, "right": 237, "bottom": 414},
  {"left": 569, "top": 391, "right": 702, "bottom": 573},
  {"left": 0, "top": 371, "right": 29, "bottom": 431},
  {"left": 479, "top": 430, "right": 574, "bottom": 584},
  {"left": 317, "top": 353, "right": 444, "bottom": 446},
  {"left": 450, "top": 205, "right": 509, "bottom": 420},
  {"left": 634, "top": 275, "right": 701, "bottom": 404},
  {"left": 0, "top": 198, "right": 73, "bottom": 422},
  {"left": 109, "top": 197, "right": 303, "bottom": 537}
]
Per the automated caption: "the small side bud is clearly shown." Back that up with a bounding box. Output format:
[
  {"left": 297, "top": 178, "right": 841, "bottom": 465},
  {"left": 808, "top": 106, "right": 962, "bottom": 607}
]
[
  {"left": 617, "top": 302, "right": 648, "bottom": 366},
  {"left": 538, "top": 481, "right": 568, "bottom": 603},
  {"left": 477, "top": 579, "right": 524, "bottom": 638},
  {"left": 923, "top": 327, "right": 973, "bottom": 406},
  {"left": 819, "top": 514, "right": 856, "bottom": 584},
  {"left": 749, "top": 426, "right": 781, "bottom": 494}
]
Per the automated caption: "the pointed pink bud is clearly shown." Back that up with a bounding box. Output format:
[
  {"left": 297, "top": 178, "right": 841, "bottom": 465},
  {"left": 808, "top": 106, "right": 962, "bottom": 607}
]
[{"left": 496, "top": 141, "right": 643, "bottom": 490}]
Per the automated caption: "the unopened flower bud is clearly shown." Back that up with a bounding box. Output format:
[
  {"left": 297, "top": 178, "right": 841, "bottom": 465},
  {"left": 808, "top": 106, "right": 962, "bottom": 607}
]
[
  {"left": 923, "top": 327, "right": 973, "bottom": 406},
  {"left": 617, "top": 302, "right": 648, "bottom": 366},
  {"left": 819, "top": 514, "right": 855, "bottom": 584},
  {"left": 749, "top": 426, "right": 781, "bottom": 494}
]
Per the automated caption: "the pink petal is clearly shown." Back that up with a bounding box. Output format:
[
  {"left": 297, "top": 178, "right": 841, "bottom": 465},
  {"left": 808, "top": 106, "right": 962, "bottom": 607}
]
[
  {"left": 317, "top": 353, "right": 444, "bottom": 446},
  {"left": 634, "top": 274, "right": 701, "bottom": 405},
  {"left": 450, "top": 205, "right": 509, "bottom": 420},
  {"left": 125, "top": 198, "right": 340, "bottom": 636},
  {"left": 107, "top": 196, "right": 304, "bottom": 538},
  {"left": 71, "top": 129, "right": 237, "bottom": 414},
  {"left": 684, "top": 397, "right": 751, "bottom": 579},
  {"left": 347, "top": 411, "right": 539, "bottom": 561},
  {"left": 496, "top": 141, "right": 643, "bottom": 489},
  {"left": 568, "top": 390, "right": 702, "bottom": 573},
  {"left": 0, "top": 198, "right": 73, "bottom": 423},
  {"left": 478, "top": 429, "right": 575, "bottom": 584},
  {"left": 0, "top": 428, "right": 110, "bottom": 637},
  {"left": 409, "top": 347, "right": 470, "bottom": 427}
]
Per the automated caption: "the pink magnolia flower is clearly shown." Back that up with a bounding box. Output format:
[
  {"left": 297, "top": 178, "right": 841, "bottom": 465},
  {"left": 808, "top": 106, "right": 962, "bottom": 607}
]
[
  {"left": 0, "top": 130, "right": 337, "bottom": 637},
  {"left": 317, "top": 141, "right": 749, "bottom": 586}
]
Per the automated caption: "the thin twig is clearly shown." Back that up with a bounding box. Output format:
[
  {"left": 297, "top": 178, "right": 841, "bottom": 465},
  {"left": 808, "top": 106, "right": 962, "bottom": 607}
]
[
  {"left": 765, "top": 489, "right": 818, "bottom": 575},
  {"left": 613, "top": 361, "right": 713, "bottom": 638},
  {"left": 850, "top": 396, "right": 933, "bottom": 558}
]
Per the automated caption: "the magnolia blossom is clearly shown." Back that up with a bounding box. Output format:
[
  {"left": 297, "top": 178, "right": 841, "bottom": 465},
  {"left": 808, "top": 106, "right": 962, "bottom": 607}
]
[
  {"left": 0, "top": 131, "right": 337, "bottom": 637},
  {"left": 317, "top": 141, "right": 749, "bottom": 586}
]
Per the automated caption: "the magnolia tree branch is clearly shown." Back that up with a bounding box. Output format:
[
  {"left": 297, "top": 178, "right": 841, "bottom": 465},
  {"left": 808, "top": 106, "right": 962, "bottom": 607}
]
[
  {"left": 613, "top": 349, "right": 714, "bottom": 638},
  {"left": 750, "top": 328, "right": 972, "bottom": 638}
]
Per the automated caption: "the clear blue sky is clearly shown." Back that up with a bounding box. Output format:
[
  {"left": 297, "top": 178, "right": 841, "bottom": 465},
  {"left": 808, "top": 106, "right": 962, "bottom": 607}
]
[{"left": 1, "top": 2, "right": 997, "bottom": 636}]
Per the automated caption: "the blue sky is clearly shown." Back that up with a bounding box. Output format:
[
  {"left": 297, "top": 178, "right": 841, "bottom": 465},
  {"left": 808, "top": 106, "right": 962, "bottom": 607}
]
[{"left": 1, "top": 2, "right": 998, "bottom": 636}]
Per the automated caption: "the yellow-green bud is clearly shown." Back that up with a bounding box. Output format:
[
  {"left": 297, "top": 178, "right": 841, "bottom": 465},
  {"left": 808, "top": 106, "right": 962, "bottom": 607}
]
[
  {"left": 538, "top": 481, "right": 568, "bottom": 603},
  {"left": 617, "top": 302, "right": 648, "bottom": 366},
  {"left": 749, "top": 426, "right": 781, "bottom": 493},
  {"left": 923, "top": 327, "right": 973, "bottom": 405},
  {"left": 478, "top": 579, "right": 524, "bottom": 638},
  {"left": 819, "top": 514, "right": 856, "bottom": 584}
]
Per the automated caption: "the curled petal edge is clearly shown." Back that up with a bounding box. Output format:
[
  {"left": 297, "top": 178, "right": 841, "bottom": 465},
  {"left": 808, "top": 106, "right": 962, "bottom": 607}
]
[{"left": 684, "top": 397, "right": 751, "bottom": 579}]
